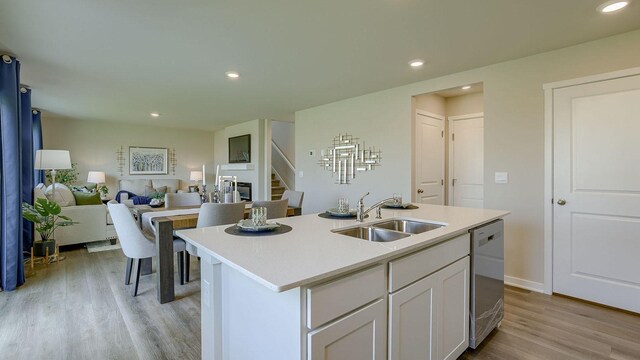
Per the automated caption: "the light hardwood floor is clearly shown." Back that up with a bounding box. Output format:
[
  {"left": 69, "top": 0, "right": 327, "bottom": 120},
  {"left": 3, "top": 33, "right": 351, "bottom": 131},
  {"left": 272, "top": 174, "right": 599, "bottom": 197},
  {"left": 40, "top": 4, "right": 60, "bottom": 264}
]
[{"left": 1, "top": 248, "right": 639, "bottom": 360}]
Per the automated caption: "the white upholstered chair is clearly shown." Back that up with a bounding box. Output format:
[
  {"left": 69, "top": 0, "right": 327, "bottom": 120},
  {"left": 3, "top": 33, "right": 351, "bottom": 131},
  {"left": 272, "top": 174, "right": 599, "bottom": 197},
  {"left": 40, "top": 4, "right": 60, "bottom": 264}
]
[
  {"left": 164, "top": 192, "right": 201, "bottom": 208},
  {"left": 251, "top": 198, "right": 288, "bottom": 219},
  {"left": 196, "top": 202, "right": 246, "bottom": 228},
  {"left": 108, "top": 202, "right": 190, "bottom": 296},
  {"left": 281, "top": 190, "right": 304, "bottom": 215}
]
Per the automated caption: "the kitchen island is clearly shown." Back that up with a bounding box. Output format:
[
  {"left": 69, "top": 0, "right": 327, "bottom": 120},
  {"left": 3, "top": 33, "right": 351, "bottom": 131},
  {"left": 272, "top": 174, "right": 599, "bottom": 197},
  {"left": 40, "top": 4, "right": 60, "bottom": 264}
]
[{"left": 176, "top": 204, "right": 509, "bottom": 360}]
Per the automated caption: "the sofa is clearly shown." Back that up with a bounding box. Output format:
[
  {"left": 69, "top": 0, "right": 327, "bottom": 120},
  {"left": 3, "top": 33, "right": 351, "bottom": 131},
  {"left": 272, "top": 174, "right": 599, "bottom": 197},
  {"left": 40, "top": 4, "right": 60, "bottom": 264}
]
[
  {"left": 34, "top": 183, "right": 117, "bottom": 246},
  {"left": 117, "top": 179, "right": 184, "bottom": 207}
]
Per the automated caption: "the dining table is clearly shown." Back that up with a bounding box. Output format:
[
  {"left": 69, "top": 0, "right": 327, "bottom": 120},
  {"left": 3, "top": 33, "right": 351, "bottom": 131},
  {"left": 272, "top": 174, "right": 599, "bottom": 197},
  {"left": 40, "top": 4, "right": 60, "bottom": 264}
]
[{"left": 136, "top": 203, "right": 298, "bottom": 304}]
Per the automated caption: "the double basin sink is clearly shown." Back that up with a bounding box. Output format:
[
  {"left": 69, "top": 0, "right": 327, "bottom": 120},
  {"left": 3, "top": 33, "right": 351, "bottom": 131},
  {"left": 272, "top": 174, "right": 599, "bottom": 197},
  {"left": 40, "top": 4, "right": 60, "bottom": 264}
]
[{"left": 332, "top": 218, "right": 445, "bottom": 242}]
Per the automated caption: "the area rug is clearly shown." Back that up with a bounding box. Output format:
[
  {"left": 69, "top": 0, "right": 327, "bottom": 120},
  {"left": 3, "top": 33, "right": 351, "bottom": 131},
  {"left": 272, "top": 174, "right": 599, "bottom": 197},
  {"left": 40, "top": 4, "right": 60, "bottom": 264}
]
[{"left": 86, "top": 240, "right": 121, "bottom": 253}]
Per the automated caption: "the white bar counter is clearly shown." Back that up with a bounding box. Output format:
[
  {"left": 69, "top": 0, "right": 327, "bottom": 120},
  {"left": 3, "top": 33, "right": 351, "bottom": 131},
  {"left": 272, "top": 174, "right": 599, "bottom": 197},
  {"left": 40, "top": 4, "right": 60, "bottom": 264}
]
[{"left": 176, "top": 204, "right": 509, "bottom": 360}]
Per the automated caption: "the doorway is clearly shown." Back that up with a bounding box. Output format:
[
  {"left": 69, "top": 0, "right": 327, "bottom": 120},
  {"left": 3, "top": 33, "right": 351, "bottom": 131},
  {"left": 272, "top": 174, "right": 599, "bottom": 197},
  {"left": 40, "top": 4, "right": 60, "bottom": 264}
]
[
  {"left": 544, "top": 67, "right": 640, "bottom": 313},
  {"left": 412, "top": 84, "right": 484, "bottom": 207}
]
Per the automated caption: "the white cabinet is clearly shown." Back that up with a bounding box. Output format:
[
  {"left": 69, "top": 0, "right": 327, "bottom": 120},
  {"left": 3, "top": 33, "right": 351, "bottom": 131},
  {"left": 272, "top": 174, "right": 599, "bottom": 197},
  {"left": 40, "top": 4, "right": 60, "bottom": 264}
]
[
  {"left": 389, "top": 270, "right": 438, "bottom": 360},
  {"left": 389, "top": 257, "right": 470, "bottom": 360},
  {"left": 308, "top": 299, "right": 386, "bottom": 360},
  {"left": 438, "top": 257, "right": 470, "bottom": 360}
]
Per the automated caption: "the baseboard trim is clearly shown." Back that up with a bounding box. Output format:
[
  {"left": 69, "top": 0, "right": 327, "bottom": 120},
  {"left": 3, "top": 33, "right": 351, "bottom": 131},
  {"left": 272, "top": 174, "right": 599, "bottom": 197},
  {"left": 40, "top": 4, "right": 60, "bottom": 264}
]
[{"left": 504, "top": 275, "right": 544, "bottom": 293}]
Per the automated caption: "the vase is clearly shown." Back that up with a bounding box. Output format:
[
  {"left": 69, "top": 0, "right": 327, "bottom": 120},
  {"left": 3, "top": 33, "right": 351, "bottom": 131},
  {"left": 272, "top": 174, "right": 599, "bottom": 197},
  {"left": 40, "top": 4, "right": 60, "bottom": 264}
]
[{"left": 33, "top": 239, "right": 56, "bottom": 257}]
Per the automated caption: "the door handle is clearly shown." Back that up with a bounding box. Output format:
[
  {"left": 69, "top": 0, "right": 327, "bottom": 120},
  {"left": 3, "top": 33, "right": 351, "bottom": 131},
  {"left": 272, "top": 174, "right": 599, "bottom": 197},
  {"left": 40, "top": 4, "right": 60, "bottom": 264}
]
[
  {"left": 557, "top": 199, "right": 567, "bottom": 206},
  {"left": 417, "top": 189, "right": 424, "bottom": 194}
]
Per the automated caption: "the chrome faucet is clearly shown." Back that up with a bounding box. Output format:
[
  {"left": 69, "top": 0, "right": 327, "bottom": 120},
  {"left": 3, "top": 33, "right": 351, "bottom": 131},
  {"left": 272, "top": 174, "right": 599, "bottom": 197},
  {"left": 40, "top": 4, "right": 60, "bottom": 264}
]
[{"left": 356, "top": 192, "right": 394, "bottom": 222}]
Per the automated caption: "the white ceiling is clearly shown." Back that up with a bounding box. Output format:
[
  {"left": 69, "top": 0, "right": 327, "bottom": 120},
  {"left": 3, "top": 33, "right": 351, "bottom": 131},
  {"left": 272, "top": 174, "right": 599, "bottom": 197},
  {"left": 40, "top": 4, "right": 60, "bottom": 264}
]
[{"left": 1, "top": 0, "right": 639, "bottom": 130}]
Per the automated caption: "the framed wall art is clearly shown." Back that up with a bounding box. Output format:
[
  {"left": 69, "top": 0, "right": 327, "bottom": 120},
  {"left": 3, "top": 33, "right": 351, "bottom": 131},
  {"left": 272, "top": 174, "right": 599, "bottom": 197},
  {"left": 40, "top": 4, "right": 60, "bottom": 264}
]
[
  {"left": 228, "top": 134, "right": 251, "bottom": 163},
  {"left": 129, "top": 146, "right": 168, "bottom": 175}
]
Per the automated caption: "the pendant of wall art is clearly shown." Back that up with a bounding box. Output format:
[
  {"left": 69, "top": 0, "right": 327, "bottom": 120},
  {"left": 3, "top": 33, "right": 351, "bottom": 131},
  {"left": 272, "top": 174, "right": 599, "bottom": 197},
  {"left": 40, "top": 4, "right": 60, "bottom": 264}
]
[
  {"left": 169, "top": 148, "right": 177, "bottom": 175},
  {"left": 116, "top": 146, "right": 125, "bottom": 176},
  {"left": 317, "top": 133, "right": 382, "bottom": 184}
]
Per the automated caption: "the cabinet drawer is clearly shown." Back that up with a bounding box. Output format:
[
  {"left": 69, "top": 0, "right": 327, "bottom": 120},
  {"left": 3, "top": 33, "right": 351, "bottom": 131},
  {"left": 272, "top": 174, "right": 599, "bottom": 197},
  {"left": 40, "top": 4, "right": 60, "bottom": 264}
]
[
  {"left": 389, "top": 234, "right": 469, "bottom": 293},
  {"left": 307, "top": 265, "right": 385, "bottom": 330}
]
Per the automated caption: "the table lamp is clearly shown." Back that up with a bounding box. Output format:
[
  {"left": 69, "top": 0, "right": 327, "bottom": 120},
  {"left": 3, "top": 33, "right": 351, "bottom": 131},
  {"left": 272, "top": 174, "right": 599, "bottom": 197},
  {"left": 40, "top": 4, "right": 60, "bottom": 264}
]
[
  {"left": 87, "top": 171, "right": 106, "bottom": 197},
  {"left": 34, "top": 149, "right": 72, "bottom": 200}
]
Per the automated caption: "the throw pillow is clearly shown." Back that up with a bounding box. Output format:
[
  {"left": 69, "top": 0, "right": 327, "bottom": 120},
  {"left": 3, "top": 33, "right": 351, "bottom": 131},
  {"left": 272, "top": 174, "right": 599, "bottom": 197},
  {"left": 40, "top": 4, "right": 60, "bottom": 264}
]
[
  {"left": 45, "top": 183, "right": 76, "bottom": 206},
  {"left": 73, "top": 191, "right": 102, "bottom": 205},
  {"left": 144, "top": 185, "right": 167, "bottom": 197}
]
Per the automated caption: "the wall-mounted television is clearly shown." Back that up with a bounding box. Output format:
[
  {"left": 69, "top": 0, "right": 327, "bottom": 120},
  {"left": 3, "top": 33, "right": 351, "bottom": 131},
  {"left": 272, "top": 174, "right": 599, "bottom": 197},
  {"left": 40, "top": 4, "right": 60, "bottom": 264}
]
[{"left": 229, "top": 134, "right": 251, "bottom": 163}]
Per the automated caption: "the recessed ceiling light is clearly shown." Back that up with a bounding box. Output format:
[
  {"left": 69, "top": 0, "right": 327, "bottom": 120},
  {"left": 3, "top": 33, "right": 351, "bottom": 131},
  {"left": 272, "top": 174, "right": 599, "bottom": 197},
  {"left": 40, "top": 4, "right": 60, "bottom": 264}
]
[
  {"left": 461, "top": 85, "right": 471, "bottom": 90},
  {"left": 226, "top": 71, "right": 240, "bottom": 79},
  {"left": 150, "top": 112, "right": 160, "bottom": 117},
  {"left": 597, "top": 0, "right": 630, "bottom": 13},
  {"left": 409, "top": 59, "right": 424, "bottom": 68}
]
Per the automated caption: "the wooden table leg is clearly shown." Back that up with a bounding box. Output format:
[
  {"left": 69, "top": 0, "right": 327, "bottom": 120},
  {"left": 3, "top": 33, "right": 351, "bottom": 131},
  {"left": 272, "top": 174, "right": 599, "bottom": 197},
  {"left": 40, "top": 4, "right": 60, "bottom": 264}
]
[{"left": 155, "top": 219, "right": 175, "bottom": 304}]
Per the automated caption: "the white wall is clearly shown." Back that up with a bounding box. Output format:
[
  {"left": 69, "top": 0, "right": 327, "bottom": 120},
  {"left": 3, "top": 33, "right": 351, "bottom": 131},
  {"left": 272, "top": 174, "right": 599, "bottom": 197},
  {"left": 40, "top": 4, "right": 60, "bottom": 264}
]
[
  {"left": 213, "top": 119, "right": 270, "bottom": 201},
  {"left": 414, "top": 93, "right": 446, "bottom": 116},
  {"left": 446, "top": 92, "right": 484, "bottom": 117},
  {"left": 296, "top": 29, "right": 640, "bottom": 286},
  {"left": 272, "top": 120, "right": 295, "bottom": 166},
  {"left": 42, "top": 117, "right": 215, "bottom": 195}
]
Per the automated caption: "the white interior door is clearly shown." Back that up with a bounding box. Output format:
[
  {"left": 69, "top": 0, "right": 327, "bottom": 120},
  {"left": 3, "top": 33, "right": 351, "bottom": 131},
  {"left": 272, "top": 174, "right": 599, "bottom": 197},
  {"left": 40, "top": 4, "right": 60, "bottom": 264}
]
[
  {"left": 449, "top": 114, "right": 484, "bottom": 208},
  {"left": 415, "top": 110, "right": 444, "bottom": 204},
  {"left": 553, "top": 73, "right": 640, "bottom": 313}
]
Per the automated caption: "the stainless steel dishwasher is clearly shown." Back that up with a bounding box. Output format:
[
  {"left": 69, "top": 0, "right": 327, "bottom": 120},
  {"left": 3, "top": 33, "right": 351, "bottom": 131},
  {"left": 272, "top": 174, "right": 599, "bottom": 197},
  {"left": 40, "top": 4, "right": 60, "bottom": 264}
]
[{"left": 469, "top": 219, "right": 504, "bottom": 349}]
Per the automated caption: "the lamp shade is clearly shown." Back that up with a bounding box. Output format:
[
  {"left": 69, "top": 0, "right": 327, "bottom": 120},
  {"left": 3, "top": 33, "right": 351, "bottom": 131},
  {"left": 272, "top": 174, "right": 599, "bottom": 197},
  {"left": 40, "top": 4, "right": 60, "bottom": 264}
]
[
  {"left": 34, "top": 150, "right": 71, "bottom": 170},
  {"left": 190, "top": 170, "right": 203, "bottom": 181},
  {"left": 87, "top": 171, "right": 106, "bottom": 184}
]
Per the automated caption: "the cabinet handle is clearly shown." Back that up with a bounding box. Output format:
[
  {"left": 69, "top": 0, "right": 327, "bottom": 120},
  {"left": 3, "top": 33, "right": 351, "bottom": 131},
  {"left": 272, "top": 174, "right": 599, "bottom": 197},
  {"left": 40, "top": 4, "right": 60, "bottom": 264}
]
[{"left": 417, "top": 189, "right": 424, "bottom": 194}]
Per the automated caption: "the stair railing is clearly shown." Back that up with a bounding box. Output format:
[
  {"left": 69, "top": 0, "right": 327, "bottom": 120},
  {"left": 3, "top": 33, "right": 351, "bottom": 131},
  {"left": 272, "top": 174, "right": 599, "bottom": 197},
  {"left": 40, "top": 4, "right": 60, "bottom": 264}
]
[{"left": 271, "top": 140, "right": 295, "bottom": 191}]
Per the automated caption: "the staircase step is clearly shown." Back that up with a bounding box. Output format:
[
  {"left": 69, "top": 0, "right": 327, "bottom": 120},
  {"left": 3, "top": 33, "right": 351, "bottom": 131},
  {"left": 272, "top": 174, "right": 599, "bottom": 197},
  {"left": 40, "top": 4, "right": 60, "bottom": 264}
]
[
  {"left": 272, "top": 186, "right": 285, "bottom": 192},
  {"left": 271, "top": 195, "right": 283, "bottom": 200},
  {"left": 271, "top": 173, "right": 275, "bottom": 180},
  {"left": 271, "top": 180, "right": 280, "bottom": 186}
]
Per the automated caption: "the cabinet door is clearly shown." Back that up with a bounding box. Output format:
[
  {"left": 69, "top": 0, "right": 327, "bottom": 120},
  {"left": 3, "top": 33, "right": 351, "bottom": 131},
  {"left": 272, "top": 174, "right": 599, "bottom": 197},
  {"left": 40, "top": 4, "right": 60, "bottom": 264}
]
[
  {"left": 308, "top": 299, "right": 386, "bottom": 360},
  {"left": 388, "top": 273, "right": 438, "bottom": 360},
  {"left": 438, "top": 257, "right": 470, "bottom": 360}
]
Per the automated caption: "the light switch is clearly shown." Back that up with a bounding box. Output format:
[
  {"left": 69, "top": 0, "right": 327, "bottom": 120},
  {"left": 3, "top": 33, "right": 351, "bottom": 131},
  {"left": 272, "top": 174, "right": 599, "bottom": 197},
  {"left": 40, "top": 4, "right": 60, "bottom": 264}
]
[
  {"left": 308, "top": 150, "right": 315, "bottom": 157},
  {"left": 299, "top": 171, "right": 304, "bottom": 178},
  {"left": 495, "top": 172, "right": 508, "bottom": 184}
]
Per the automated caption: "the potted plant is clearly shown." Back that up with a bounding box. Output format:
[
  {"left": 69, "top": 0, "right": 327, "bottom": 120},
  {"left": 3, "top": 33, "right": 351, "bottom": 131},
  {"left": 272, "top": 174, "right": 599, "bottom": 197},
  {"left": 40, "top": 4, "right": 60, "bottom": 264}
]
[
  {"left": 22, "top": 198, "right": 76, "bottom": 256},
  {"left": 149, "top": 192, "right": 165, "bottom": 207},
  {"left": 97, "top": 184, "right": 109, "bottom": 199}
]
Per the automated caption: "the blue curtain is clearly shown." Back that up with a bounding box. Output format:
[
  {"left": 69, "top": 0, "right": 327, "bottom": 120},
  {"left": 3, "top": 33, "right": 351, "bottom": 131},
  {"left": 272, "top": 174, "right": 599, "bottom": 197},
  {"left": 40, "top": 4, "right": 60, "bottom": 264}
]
[
  {"left": 32, "top": 110, "right": 43, "bottom": 185},
  {"left": 0, "top": 54, "right": 25, "bottom": 291},
  {"left": 20, "top": 87, "right": 34, "bottom": 252}
]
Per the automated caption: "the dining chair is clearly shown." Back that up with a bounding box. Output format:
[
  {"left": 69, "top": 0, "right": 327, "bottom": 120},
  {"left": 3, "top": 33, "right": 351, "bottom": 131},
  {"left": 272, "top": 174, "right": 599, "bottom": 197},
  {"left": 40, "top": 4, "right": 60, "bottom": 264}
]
[
  {"left": 197, "top": 202, "right": 246, "bottom": 228},
  {"left": 108, "top": 202, "right": 190, "bottom": 296},
  {"left": 251, "top": 198, "right": 288, "bottom": 219},
  {"left": 164, "top": 192, "right": 201, "bottom": 208},
  {"left": 281, "top": 190, "right": 304, "bottom": 215}
]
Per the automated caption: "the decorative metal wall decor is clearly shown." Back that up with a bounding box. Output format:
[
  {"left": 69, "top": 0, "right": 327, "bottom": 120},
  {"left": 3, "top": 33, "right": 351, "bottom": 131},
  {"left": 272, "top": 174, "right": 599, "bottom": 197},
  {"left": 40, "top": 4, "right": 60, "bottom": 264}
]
[
  {"left": 116, "top": 146, "right": 125, "bottom": 176},
  {"left": 318, "top": 133, "right": 382, "bottom": 184},
  {"left": 169, "top": 148, "right": 177, "bottom": 175}
]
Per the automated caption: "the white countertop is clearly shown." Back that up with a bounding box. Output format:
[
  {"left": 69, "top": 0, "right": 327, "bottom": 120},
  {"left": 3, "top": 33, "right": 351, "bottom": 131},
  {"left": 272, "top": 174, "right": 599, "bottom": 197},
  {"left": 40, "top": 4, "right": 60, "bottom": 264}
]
[{"left": 176, "top": 204, "right": 509, "bottom": 292}]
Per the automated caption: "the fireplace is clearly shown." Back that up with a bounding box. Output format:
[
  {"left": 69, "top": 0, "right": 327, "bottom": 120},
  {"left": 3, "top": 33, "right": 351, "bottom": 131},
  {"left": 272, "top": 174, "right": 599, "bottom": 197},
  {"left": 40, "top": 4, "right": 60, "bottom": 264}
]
[{"left": 237, "top": 182, "right": 252, "bottom": 201}]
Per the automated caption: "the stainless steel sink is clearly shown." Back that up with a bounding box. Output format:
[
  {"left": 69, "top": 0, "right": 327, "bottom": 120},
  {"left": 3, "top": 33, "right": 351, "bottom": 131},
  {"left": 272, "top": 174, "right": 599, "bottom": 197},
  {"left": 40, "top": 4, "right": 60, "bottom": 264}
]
[
  {"left": 332, "top": 226, "right": 411, "bottom": 242},
  {"left": 371, "top": 219, "right": 444, "bottom": 234}
]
